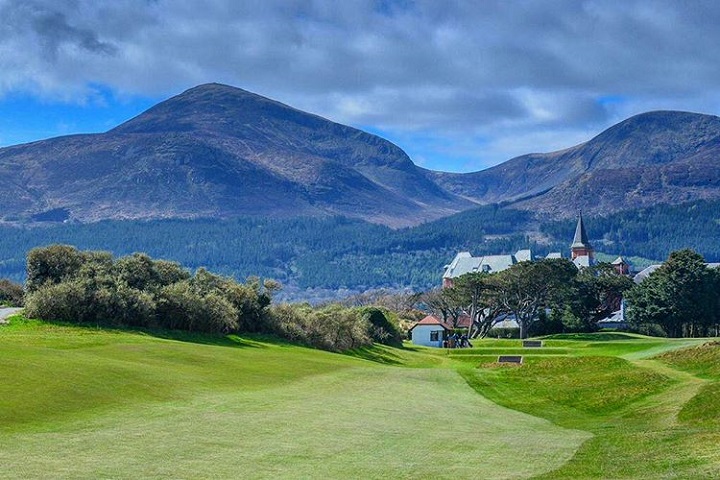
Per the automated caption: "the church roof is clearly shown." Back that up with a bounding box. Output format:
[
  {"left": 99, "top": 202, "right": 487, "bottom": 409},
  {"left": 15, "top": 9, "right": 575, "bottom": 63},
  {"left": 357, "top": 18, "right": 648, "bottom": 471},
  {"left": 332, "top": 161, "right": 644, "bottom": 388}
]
[
  {"left": 443, "top": 252, "right": 517, "bottom": 278},
  {"left": 571, "top": 213, "right": 592, "bottom": 249}
]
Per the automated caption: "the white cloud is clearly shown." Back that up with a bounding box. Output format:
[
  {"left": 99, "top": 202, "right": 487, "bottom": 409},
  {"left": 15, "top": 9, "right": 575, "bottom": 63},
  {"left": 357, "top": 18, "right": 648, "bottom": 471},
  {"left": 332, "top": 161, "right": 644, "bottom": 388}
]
[{"left": 1, "top": 0, "right": 720, "bottom": 170}]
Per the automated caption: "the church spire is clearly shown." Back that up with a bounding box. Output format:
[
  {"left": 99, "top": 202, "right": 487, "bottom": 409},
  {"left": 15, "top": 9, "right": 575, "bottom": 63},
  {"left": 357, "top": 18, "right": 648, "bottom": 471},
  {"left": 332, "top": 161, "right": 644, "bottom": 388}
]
[{"left": 570, "top": 213, "right": 593, "bottom": 261}]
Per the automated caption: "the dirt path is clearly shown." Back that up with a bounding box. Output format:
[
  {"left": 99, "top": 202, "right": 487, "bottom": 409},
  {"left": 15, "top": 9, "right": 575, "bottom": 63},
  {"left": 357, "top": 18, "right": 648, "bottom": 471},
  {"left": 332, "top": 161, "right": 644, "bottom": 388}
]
[{"left": 0, "top": 307, "right": 23, "bottom": 324}]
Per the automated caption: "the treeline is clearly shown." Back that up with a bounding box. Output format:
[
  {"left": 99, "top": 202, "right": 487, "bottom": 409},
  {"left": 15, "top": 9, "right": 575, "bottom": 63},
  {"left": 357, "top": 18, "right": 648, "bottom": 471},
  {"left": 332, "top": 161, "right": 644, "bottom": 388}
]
[
  {"left": 541, "top": 199, "right": 720, "bottom": 262},
  {"left": 428, "top": 248, "right": 720, "bottom": 339},
  {"left": 3, "top": 200, "right": 720, "bottom": 296},
  {"left": 0, "top": 206, "right": 544, "bottom": 294},
  {"left": 426, "top": 260, "right": 633, "bottom": 339},
  {"left": 23, "top": 245, "right": 404, "bottom": 351}
]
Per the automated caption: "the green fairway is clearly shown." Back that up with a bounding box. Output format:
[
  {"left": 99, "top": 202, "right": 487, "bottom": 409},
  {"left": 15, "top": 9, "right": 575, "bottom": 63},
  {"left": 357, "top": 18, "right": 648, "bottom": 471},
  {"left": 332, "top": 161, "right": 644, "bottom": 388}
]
[
  {"left": 1, "top": 317, "right": 586, "bottom": 479},
  {"left": 2, "top": 318, "right": 719, "bottom": 479}
]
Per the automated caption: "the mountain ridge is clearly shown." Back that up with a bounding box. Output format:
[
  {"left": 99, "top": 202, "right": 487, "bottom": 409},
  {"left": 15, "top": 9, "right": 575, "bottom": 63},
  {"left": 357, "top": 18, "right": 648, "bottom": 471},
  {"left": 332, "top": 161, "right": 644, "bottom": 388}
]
[
  {"left": 429, "top": 109, "right": 720, "bottom": 216},
  {"left": 1, "top": 83, "right": 720, "bottom": 225}
]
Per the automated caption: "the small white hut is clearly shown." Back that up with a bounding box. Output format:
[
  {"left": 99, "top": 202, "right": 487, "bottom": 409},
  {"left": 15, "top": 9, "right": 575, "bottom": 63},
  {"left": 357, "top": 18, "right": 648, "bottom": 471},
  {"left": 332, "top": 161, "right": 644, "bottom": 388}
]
[{"left": 409, "top": 315, "right": 450, "bottom": 347}]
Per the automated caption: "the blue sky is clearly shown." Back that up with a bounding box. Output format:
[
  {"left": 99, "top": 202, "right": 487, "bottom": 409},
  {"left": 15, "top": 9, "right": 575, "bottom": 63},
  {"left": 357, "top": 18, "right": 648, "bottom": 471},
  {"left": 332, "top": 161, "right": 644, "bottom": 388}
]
[{"left": 2, "top": 0, "right": 720, "bottom": 172}]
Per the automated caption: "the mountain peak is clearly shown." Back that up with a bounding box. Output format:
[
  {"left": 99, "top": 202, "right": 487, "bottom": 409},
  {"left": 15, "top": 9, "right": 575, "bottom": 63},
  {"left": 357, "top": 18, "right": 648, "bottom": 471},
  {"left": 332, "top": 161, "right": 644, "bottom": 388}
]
[{"left": 111, "top": 83, "right": 297, "bottom": 135}]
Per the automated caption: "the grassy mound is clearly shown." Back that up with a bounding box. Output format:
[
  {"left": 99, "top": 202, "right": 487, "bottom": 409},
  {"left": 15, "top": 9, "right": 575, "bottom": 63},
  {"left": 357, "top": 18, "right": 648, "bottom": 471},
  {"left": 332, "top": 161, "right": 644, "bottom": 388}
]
[
  {"left": 658, "top": 340, "right": 720, "bottom": 378},
  {"left": 454, "top": 334, "right": 719, "bottom": 478}
]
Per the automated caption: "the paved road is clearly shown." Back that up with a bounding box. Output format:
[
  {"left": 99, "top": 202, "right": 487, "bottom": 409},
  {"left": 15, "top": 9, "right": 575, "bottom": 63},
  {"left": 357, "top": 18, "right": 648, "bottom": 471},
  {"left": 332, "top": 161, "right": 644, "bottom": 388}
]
[{"left": 0, "top": 307, "right": 23, "bottom": 324}]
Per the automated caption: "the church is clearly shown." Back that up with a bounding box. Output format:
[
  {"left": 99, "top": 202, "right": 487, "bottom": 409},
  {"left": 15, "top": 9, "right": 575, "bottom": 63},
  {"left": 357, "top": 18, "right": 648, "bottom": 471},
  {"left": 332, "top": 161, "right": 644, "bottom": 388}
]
[{"left": 442, "top": 214, "right": 630, "bottom": 287}]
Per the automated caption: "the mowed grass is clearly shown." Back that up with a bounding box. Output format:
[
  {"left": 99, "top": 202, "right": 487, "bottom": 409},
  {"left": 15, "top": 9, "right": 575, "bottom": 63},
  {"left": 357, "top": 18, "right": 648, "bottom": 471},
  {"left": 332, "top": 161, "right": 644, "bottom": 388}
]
[
  {"left": 4, "top": 317, "right": 719, "bottom": 479},
  {"left": 0, "top": 317, "right": 588, "bottom": 479}
]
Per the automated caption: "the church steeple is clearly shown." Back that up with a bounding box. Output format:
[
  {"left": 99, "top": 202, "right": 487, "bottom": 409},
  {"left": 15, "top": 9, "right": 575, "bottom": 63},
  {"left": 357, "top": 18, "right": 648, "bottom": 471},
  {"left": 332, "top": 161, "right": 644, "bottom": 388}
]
[{"left": 570, "top": 213, "right": 593, "bottom": 261}]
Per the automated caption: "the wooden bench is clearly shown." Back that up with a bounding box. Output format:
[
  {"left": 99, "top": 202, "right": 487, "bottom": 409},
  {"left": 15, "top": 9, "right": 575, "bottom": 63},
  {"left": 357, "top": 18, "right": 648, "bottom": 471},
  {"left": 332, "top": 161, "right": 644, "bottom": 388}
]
[
  {"left": 522, "top": 340, "right": 543, "bottom": 348},
  {"left": 497, "top": 355, "right": 523, "bottom": 364}
]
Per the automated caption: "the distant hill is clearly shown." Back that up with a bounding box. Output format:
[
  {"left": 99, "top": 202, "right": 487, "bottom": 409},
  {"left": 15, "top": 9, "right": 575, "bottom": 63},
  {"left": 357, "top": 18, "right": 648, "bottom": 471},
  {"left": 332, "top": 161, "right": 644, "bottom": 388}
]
[
  {"left": 0, "top": 83, "right": 470, "bottom": 227},
  {"left": 428, "top": 110, "right": 720, "bottom": 217},
  {"left": 1, "top": 83, "right": 720, "bottom": 226}
]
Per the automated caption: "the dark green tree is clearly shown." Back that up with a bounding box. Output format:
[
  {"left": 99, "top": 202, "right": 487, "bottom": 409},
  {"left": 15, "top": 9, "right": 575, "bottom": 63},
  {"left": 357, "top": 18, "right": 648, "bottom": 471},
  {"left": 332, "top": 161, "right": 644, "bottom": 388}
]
[
  {"left": 626, "top": 249, "right": 717, "bottom": 337},
  {"left": 566, "top": 263, "right": 635, "bottom": 332},
  {"left": 494, "top": 259, "right": 577, "bottom": 338},
  {"left": 451, "top": 272, "right": 507, "bottom": 339}
]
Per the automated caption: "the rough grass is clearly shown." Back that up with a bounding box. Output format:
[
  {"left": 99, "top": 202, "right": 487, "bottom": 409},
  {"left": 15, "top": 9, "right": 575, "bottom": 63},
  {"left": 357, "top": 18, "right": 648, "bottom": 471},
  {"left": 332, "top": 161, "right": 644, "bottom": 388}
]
[
  {"left": 458, "top": 334, "right": 720, "bottom": 479},
  {"left": 0, "top": 317, "right": 587, "bottom": 479},
  {"left": 658, "top": 340, "right": 720, "bottom": 378}
]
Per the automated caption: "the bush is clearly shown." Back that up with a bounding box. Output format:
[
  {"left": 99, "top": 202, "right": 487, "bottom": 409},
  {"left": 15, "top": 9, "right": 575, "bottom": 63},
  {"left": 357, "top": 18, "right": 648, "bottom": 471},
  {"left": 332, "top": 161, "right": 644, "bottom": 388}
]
[
  {"left": 357, "top": 307, "right": 404, "bottom": 346},
  {"left": 25, "top": 280, "right": 87, "bottom": 323},
  {"left": 268, "top": 304, "right": 372, "bottom": 352},
  {"left": 25, "top": 246, "right": 271, "bottom": 335},
  {"left": 0, "top": 279, "right": 24, "bottom": 307}
]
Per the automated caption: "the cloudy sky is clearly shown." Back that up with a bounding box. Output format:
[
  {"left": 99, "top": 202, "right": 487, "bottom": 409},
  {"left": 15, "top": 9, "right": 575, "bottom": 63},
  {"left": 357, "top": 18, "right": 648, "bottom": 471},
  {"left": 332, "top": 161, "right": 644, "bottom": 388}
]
[{"left": 1, "top": 0, "right": 720, "bottom": 172}]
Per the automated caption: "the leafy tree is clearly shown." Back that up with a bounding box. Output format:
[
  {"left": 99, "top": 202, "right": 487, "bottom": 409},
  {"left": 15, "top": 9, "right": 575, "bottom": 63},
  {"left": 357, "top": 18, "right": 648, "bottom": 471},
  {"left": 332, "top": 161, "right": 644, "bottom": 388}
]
[
  {"left": 26, "top": 245, "right": 87, "bottom": 292},
  {"left": 421, "top": 287, "right": 464, "bottom": 327},
  {"left": 451, "top": 272, "right": 507, "bottom": 339},
  {"left": 357, "top": 306, "right": 404, "bottom": 346},
  {"left": 559, "top": 263, "right": 635, "bottom": 332},
  {"left": 494, "top": 259, "right": 577, "bottom": 338},
  {"left": 626, "top": 249, "right": 718, "bottom": 337}
]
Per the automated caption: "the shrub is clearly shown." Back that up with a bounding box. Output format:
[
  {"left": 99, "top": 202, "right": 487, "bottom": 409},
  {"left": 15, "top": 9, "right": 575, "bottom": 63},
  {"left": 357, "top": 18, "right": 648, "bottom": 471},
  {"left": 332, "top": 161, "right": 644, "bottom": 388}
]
[
  {"left": 0, "top": 279, "right": 24, "bottom": 307},
  {"left": 357, "top": 307, "right": 404, "bottom": 346}
]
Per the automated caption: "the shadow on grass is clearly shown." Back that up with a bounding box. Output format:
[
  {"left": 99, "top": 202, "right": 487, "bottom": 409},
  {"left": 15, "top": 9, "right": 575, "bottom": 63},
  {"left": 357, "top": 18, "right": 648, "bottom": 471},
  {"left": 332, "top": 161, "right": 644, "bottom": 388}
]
[
  {"left": 345, "top": 345, "right": 407, "bottom": 365},
  {"left": 23, "top": 316, "right": 288, "bottom": 349}
]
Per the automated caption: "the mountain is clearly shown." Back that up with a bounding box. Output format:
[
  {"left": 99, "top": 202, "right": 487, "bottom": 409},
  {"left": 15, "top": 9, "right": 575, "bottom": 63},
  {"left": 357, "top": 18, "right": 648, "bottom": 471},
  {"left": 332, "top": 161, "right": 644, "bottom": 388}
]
[
  {"left": 428, "top": 110, "right": 720, "bottom": 216},
  {"left": 1, "top": 83, "right": 720, "bottom": 227},
  {"left": 0, "top": 83, "right": 470, "bottom": 227}
]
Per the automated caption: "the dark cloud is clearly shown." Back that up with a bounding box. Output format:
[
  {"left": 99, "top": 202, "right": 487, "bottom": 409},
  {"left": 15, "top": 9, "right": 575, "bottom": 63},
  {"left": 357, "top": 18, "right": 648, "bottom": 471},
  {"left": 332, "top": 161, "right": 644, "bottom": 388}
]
[
  {"left": 1, "top": 0, "right": 720, "bottom": 170},
  {"left": 1, "top": 1, "right": 117, "bottom": 58},
  {"left": 31, "top": 10, "right": 117, "bottom": 56}
]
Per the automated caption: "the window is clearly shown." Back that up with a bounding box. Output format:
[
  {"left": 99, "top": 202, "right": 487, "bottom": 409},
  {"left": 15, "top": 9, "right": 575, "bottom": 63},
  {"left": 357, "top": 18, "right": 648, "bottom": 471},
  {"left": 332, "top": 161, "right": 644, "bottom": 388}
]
[{"left": 430, "top": 331, "right": 439, "bottom": 341}]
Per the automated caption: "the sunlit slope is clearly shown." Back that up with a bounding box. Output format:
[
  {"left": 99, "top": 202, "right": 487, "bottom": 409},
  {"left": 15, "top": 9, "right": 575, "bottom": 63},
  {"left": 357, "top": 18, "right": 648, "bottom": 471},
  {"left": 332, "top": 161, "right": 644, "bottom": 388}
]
[{"left": 0, "top": 318, "right": 587, "bottom": 479}]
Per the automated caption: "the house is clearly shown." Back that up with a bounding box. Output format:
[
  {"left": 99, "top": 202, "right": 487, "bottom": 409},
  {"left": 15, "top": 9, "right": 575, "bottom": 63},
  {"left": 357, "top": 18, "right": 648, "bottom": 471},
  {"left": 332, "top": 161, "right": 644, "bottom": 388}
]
[
  {"left": 408, "top": 315, "right": 450, "bottom": 347},
  {"left": 634, "top": 262, "right": 720, "bottom": 284},
  {"left": 442, "top": 252, "right": 525, "bottom": 288},
  {"left": 442, "top": 214, "right": 597, "bottom": 288}
]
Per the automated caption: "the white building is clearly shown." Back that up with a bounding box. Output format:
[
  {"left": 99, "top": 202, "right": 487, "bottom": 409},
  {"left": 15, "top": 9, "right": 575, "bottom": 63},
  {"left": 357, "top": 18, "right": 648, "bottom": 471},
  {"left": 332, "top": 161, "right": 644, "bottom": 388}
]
[
  {"left": 409, "top": 315, "right": 450, "bottom": 347},
  {"left": 442, "top": 214, "right": 597, "bottom": 288}
]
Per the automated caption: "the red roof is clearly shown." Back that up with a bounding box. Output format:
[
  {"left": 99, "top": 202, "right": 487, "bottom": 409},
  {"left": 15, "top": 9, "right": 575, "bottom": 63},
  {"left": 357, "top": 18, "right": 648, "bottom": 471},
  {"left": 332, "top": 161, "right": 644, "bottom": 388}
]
[{"left": 409, "top": 315, "right": 452, "bottom": 331}]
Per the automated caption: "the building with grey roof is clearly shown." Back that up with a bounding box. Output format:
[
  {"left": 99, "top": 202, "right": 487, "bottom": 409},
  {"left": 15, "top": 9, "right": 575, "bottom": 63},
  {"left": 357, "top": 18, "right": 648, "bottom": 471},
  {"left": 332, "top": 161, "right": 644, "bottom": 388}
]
[
  {"left": 634, "top": 262, "right": 720, "bottom": 284},
  {"left": 442, "top": 214, "right": 602, "bottom": 287}
]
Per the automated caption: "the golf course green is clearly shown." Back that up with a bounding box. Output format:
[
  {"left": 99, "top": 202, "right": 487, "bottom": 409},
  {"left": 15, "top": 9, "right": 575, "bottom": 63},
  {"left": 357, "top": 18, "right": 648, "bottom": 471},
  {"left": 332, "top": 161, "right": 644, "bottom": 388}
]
[{"left": 1, "top": 315, "right": 718, "bottom": 479}]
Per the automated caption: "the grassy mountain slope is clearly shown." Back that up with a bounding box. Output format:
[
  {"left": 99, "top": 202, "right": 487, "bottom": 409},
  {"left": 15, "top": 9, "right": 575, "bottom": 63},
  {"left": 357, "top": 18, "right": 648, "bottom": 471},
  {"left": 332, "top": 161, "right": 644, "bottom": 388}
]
[
  {"left": 430, "top": 110, "right": 720, "bottom": 217},
  {"left": 2, "top": 83, "right": 720, "bottom": 228},
  {"left": 0, "top": 84, "right": 468, "bottom": 227}
]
